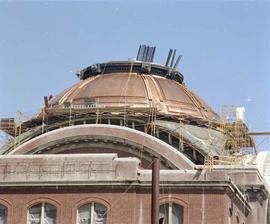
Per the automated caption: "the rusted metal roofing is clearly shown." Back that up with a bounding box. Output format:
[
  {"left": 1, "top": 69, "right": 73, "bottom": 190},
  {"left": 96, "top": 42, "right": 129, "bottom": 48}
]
[{"left": 49, "top": 66, "right": 219, "bottom": 122}]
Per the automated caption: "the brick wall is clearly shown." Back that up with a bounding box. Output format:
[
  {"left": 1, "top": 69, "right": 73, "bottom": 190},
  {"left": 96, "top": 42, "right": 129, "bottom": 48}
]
[{"left": 0, "top": 186, "right": 243, "bottom": 224}]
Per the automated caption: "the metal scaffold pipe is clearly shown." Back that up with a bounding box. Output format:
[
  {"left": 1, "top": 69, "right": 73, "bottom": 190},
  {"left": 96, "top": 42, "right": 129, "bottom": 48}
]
[{"left": 151, "top": 158, "right": 160, "bottom": 224}]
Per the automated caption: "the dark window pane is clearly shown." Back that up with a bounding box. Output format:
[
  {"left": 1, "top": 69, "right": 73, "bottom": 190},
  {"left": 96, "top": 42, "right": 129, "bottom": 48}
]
[
  {"left": 78, "top": 204, "right": 91, "bottom": 224},
  {"left": 94, "top": 203, "right": 107, "bottom": 224},
  {"left": 0, "top": 204, "right": 7, "bottom": 224},
  {"left": 159, "top": 203, "right": 169, "bottom": 224},
  {"left": 172, "top": 203, "right": 183, "bottom": 224},
  {"left": 44, "top": 203, "right": 57, "bottom": 224},
  {"left": 29, "top": 203, "right": 42, "bottom": 224}
]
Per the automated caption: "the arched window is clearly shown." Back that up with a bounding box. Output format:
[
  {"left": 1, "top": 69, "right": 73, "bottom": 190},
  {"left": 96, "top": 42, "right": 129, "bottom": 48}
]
[
  {"left": 159, "top": 202, "right": 183, "bottom": 224},
  {"left": 77, "top": 202, "right": 107, "bottom": 224},
  {"left": 0, "top": 204, "right": 7, "bottom": 224},
  {"left": 28, "top": 202, "right": 57, "bottom": 224}
]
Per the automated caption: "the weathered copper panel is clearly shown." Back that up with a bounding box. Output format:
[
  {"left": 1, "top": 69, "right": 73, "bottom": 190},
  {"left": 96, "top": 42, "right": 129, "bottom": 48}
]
[
  {"left": 47, "top": 72, "right": 218, "bottom": 121},
  {"left": 155, "top": 78, "right": 193, "bottom": 104}
]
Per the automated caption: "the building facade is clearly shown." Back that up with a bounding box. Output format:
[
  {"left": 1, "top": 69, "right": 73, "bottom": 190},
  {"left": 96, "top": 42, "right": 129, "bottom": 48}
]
[{"left": 0, "top": 48, "right": 269, "bottom": 224}]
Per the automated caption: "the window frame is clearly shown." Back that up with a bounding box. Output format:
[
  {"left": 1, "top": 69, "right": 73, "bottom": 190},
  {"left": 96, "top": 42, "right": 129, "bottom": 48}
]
[
  {"left": 159, "top": 202, "right": 184, "bottom": 224},
  {"left": 27, "top": 202, "right": 57, "bottom": 224},
  {"left": 159, "top": 197, "right": 188, "bottom": 224},
  {"left": 77, "top": 201, "right": 108, "bottom": 224}
]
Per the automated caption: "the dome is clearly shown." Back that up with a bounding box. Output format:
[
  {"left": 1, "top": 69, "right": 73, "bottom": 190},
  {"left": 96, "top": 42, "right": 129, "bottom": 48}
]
[
  {"left": 1, "top": 60, "right": 223, "bottom": 164},
  {"left": 0, "top": 56, "right": 253, "bottom": 166},
  {"left": 48, "top": 61, "right": 219, "bottom": 122}
]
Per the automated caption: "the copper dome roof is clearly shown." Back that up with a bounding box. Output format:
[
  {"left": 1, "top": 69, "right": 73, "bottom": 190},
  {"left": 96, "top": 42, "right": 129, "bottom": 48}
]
[{"left": 48, "top": 61, "right": 219, "bottom": 122}]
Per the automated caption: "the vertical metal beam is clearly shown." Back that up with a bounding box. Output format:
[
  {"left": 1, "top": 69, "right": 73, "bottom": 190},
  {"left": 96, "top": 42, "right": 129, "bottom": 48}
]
[
  {"left": 44, "top": 96, "right": 49, "bottom": 108},
  {"left": 144, "top": 46, "right": 150, "bottom": 61},
  {"left": 142, "top": 45, "right": 148, "bottom": 61},
  {"left": 165, "top": 49, "right": 173, "bottom": 67},
  {"left": 150, "top": 47, "right": 156, "bottom": 62},
  {"left": 170, "top": 49, "right": 176, "bottom": 68},
  {"left": 173, "top": 55, "right": 182, "bottom": 69},
  {"left": 42, "top": 107, "right": 45, "bottom": 134},
  {"left": 168, "top": 133, "right": 172, "bottom": 145},
  {"left": 136, "top": 45, "right": 142, "bottom": 61},
  {"left": 151, "top": 158, "right": 160, "bottom": 224},
  {"left": 146, "top": 47, "right": 152, "bottom": 62}
]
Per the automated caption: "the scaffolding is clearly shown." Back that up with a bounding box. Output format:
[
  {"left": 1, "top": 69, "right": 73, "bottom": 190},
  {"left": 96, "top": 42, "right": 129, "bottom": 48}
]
[
  {"left": 204, "top": 113, "right": 214, "bottom": 169},
  {"left": 178, "top": 113, "right": 184, "bottom": 153},
  {"left": 0, "top": 101, "right": 256, "bottom": 168},
  {"left": 215, "top": 105, "right": 255, "bottom": 165}
]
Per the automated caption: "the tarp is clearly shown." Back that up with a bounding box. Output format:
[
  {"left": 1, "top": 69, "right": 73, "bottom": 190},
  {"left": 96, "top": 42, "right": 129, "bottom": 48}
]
[{"left": 155, "top": 120, "right": 226, "bottom": 157}]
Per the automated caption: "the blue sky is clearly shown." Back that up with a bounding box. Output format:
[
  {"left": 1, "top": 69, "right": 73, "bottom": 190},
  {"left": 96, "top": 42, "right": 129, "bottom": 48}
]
[{"left": 0, "top": 1, "right": 269, "bottom": 150}]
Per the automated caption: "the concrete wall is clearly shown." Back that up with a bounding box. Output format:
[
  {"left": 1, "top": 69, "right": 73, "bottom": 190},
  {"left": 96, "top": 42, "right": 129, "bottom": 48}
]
[{"left": 0, "top": 154, "right": 139, "bottom": 184}]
